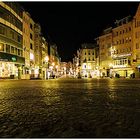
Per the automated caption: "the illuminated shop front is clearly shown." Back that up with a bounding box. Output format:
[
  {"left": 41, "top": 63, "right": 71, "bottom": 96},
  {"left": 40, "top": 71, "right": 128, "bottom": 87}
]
[
  {"left": 110, "top": 58, "right": 133, "bottom": 78},
  {"left": 0, "top": 52, "right": 25, "bottom": 79}
]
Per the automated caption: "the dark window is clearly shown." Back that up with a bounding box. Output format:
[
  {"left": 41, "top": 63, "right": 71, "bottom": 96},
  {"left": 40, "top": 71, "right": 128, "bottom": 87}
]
[
  {"left": 21, "top": 50, "right": 23, "bottom": 56},
  {"left": 0, "top": 25, "right": 5, "bottom": 35},
  {"left": 30, "top": 33, "right": 33, "bottom": 39},
  {"left": 11, "top": 46, "right": 14, "bottom": 53},
  {"left": 17, "top": 35, "right": 21, "bottom": 42},
  {"left": 85, "top": 52, "right": 86, "bottom": 55},
  {"left": 136, "top": 43, "right": 139, "bottom": 49},
  {"left": 6, "top": 44, "right": 10, "bottom": 53},
  {"left": 30, "top": 43, "right": 33, "bottom": 49},
  {"left": 18, "top": 49, "right": 20, "bottom": 55},
  {"left": 30, "top": 23, "right": 33, "bottom": 29},
  {"left": 15, "top": 48, "right": 17, "bottom": 55}
]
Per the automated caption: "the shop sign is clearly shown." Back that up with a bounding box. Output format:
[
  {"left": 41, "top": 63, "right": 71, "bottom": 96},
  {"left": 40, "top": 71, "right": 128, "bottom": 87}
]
[{"left": 12, "top": 57, "right": 17, "bottom": 62}]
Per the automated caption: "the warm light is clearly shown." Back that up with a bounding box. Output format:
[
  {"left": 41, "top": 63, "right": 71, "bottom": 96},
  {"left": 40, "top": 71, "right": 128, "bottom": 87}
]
[
  {"left": 56, "top": 65, "right": 58, "bottom": 69},
  {"left": 30, "top": 53, "right": 34, "bottom": 60},
  {"left": 109, "top": 63, "right": 113, "bottom": 67},
  {"left": 44, "top": 56, "right": 49, "bottom": 62},
  {"left": 52, "top": 62, "right": 55, "bottom": 66},
  {"left": 35, "top": 69, "right": 39, "bottom": 75}
]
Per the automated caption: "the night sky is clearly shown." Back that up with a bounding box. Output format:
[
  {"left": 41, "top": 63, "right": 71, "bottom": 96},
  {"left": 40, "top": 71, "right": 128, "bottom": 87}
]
[{"left": 20, "top": 1, "right": 139, "bottom": 62}]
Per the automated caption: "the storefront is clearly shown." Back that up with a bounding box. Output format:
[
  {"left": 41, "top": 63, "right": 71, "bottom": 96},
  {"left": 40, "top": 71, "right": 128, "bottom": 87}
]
[{"left": 0, "top": 52, "right": 25, "bottom": 79}]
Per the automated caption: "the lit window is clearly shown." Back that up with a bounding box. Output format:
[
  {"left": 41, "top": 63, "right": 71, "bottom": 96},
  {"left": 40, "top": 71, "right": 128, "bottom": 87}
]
[
  {"left": 0, "top": 43, "right": 4, "bottom": 51},
  {"left": 30, "top": 53, "right": 34, "bottom": 60}
]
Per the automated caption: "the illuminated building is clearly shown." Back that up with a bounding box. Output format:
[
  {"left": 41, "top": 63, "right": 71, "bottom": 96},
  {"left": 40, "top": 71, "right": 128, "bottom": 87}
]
[
  {"left": 0, "top": 2, "right": 25, "bottom": 79},
  {"left": 40, "top": 37, "right": 49, "bottom": 79},
  {"left": 78, "top": 43, "right": 99, "bottom": 78},
  {"left": 23, "top": 11, "right": 35, "bottom": 79},
  {"left": 49, "top": 43, "right": 61, "bottom": 78},
  {"left": 60, "top": 62, "right": 67, "bottom": 76},
  {"left": 72, "top": 53, "right": 79, "bottom": 77},
  {"left": 94, "top": 4, "right": 140, "bottom": 78},
  {"left": 97, "top": 27, "right": 113, "bottom": 77},
  {"left": 112, "top": 16, "right": 133, "bottom": 78},
  {"left": 133, "top": 3, "right": 140, "bottom": 78}
]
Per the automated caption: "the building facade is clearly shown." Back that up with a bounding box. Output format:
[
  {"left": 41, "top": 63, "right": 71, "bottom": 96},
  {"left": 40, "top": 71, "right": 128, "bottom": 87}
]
[
  {"left": 78, "top": 43, "right": 99, "bottom": 78},
  {"left": 0, "top": 2, "right": 25, "bottom": 79},
  {"left": 23, "top": 11, "right": 36, "bottom": 79},
  {"left": 133, "top": 4, "right": 140, "bottom": 78},
  {"left": 98, "top": 27, "right": 113, "bottom": 77}
]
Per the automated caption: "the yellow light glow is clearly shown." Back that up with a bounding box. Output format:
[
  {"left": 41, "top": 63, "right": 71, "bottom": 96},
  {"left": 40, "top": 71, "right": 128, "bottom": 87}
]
[
  {"left": 56, "top": 65, "right": 58, "bottom": 69},
  {"left": 30, "top": 53, "right": 34, "bottom": 60},
  {"left": 52, "top": 62, "right": 55, "bottom": 66},
  {"left": 44, "top": 56, "right": 49, "bottom": 62}
]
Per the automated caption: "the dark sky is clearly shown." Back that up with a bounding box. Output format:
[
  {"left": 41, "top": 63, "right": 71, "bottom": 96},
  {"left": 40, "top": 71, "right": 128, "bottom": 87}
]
[{"left": 20, "top": 1, "right": 139, "bottom": 62}]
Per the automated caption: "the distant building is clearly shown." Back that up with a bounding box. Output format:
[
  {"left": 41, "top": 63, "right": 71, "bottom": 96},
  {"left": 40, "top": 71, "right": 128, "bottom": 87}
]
[{"left": 78, "top": 43, "right": 99, "bottom": 78}]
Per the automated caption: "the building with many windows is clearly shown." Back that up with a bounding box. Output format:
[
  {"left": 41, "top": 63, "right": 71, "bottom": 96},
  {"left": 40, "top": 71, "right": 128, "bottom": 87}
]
[
  {"left": 77, "top": 43, "right": 99, "bottom": 78},
  {"left": 133, "top": 4, "right": 140, "bottom": 78},
  {"left": 97, "top": 27, "right": 113, "bottom": 77},
  {"left": 96, "top": 4, "right": 140, "bottom": 78},
  {"left": 23, "top": 11, "right": 36, "bottom": 79},
  {"left": 0, "top": 2, "right": 25, "bottom": 79}
]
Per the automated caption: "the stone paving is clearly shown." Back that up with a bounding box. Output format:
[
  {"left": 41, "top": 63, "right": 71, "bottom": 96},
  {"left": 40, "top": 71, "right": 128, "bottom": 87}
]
[{"left": 0, "top": 78, "right": 140, "bottom": 138}]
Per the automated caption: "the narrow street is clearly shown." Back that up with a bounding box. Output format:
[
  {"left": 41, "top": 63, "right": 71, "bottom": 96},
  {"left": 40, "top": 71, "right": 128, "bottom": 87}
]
[{"left": 0, "top": 78, "right": 140, "bottom": 138}]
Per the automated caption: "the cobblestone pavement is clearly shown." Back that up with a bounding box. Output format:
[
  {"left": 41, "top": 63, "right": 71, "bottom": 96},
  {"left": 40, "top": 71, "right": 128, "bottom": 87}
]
[{"left": 0, "top": 78, "right": 140, "bottom": 138}]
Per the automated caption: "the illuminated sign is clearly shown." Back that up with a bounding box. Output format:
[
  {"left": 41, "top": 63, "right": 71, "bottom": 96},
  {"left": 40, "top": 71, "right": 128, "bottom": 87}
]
[
  {"left": 12, "top": 57, "right": 17, "bottom": 62},
  {"left": 113, "top": 53, "right": 131, "bottom": 58}
]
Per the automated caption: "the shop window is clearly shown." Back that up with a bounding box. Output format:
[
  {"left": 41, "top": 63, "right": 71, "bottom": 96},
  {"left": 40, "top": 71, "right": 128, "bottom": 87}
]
[{"left": 0, "top": 43, "right": 4, "bottom": 51}]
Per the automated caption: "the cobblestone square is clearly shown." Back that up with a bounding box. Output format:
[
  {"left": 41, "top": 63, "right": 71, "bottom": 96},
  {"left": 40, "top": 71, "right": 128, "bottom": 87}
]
[{"left": 0, "top": 78, "right": 140, "bottom": 138}]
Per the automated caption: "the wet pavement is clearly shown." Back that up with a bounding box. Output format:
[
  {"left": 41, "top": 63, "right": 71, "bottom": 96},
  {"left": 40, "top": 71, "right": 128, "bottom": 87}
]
[{"left": 0, "top": 78, "right": 140, "bottom": 138}]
